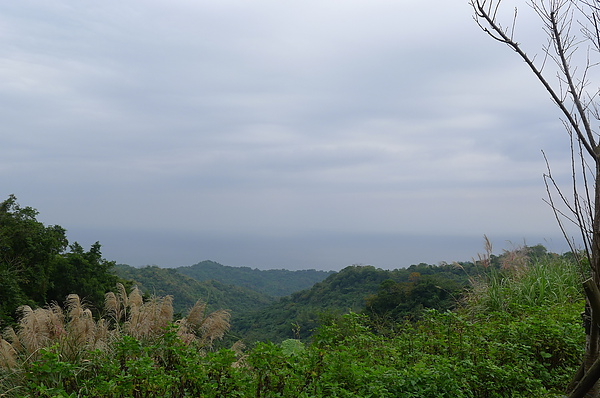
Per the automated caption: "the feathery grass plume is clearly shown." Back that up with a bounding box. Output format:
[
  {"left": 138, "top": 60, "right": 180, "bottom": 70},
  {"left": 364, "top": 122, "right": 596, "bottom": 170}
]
[
  {"left": 200, "top": 309, "right": 230, "bottom": 344},
  {"left": 158, "top": 295, "right": 174, "bottom": 330},
  {"left": 130, "top": 297, "right": 157, "bottom": 340},
  {"left": 0, "top": 338, "right": 17, "bottom": 369},
  {"left": 472, "top": 235, "right": 493, "bottom": 269},
  {"left": 117, "top": 282, "right": 128, "bottom": 307},
  {"left": 116, "top": 282, "right": 127, "bottom": 300},
  {"left": 93, "top": 318, "right": 111, "bottom": 351},
  {"left": 64, "top": 295, "right": 93, "bottom": 347},
  {"left": 66, "top": 294, "right": 84, "bottom": 320},
  {"left": 46, "top": 302, "right": 66, "bottom": 340},
  {"left": 231, "top": 340, "right": 247, "bottom": 368},
  {"left": 176, "top": 299, "right": 230, "bottom": 348},
  {"left": 124, "top": 300, "right": 146, "bottom": 340},
  {"left": 186, "top": 299, "right": 207, "bottom": 328},
  {"left": 16, "top": 305, "right": 51, "bottom": 355},
  {"left": 75, "top": 309, "right": 96, "bottom": 345},
  {"left": 500, "top": 243, "right": 531, "bottom": 277},
  {"left": 104, "top": 282, "right": 129, "bottom": 325},
  {"left": 104, "top": 291, "right": 119, "bottom": 322},
  {"left": 125, "top": 286, "right": 143, "bottom": 334},
  {"left": 2, "top": 328, "right": 21, "bottom": 353},
  {"left": 176, "top": 299, "right": 204, "bottom": 343},
  {"left": 124, "top": 294, "right": 174, "bottom": 342},
  {"left": 128, "top": 286, "right": 143, "bottom": 308},
  {"left": 231, "top": 340, "right": 245, "bottom": 355},
  {"left": 116, "top": 282, "right": 129, "bottom": 322},
  {"left": 26, "top": 295, "right": 100, "bottom": 362}
]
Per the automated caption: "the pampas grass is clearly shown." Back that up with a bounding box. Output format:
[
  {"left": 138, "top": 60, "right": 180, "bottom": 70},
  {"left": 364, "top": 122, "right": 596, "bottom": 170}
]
[
  {"left": 176, "top": 299, "right": 231, "bottom": 347},
  {"left": 0, "top": 295, "right": 115, "bottom": 365},
  {"left": 0, "top": 284, "right": 231, "bottom": 372},
  {"left": 125, "top": 294, "right": 174, "bottom": 342},
  {"left": 0, "top": 338, "right": 17, "bottom": 369}
]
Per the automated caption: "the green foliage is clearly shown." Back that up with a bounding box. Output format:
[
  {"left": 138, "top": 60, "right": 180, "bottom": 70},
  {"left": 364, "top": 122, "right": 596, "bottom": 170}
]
[
  {"left": 22, "top": 345, "right": 81, "bottom": 398},
  {"left": 177, "top": 260, "right": 334, "bottom": 297},
  {"left": 281, "top": 338, "right": 305, "bottom": 356},
  {"left": 309, "top": 306, "right": 583, "bottom": 397}
]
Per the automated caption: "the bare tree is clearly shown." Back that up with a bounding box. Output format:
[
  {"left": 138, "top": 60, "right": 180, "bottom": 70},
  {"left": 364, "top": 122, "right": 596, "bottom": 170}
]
[{"left": 471, "top": 0, "right": 600, "bottom": 395}]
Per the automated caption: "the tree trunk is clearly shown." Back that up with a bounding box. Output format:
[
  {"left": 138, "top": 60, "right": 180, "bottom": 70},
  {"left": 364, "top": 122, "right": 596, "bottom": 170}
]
[{"left": 587, "top": 163, "right": 600, "bottom": 397}]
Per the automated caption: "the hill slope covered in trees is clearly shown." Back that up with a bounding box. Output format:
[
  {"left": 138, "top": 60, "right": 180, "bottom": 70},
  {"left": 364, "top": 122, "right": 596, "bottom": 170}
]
[
  {"left": 176, "top": 260, "right": 333, "bottom": 297},
  {"left": 232, "top": 261, "right": 472, "bottom": 342}
]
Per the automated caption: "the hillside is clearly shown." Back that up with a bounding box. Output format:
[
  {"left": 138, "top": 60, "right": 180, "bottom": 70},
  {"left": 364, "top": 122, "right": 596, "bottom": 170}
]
[
  {"left": 233, "top": 262, "right": 471, "bottom": 343},
  {"left": 176, "top": 260, "right": 334, "bottom": 296},
  {"left": 112, "top": 264, "right": 275, "bottom": 318}
]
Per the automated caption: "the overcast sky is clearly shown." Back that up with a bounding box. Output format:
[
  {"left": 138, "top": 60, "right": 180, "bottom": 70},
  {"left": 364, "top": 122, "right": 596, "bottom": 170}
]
[{"left": 1, "top": 0, "right": 581, "bottom": 270}]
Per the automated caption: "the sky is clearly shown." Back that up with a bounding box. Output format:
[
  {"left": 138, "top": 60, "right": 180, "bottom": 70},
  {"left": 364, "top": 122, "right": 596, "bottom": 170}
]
[{"left": 0, "top": 0, "right": 583, "bottom": 270}]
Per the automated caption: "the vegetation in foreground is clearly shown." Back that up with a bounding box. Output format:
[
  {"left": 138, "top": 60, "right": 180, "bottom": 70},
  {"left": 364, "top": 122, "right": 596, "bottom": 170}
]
[{"left": 0, "top": 251, "right": 586, "bottom": 397}]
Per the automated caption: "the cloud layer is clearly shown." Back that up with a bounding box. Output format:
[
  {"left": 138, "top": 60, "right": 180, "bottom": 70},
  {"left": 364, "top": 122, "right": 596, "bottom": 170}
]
[{"left": 0, "top": 0, "right": 576, "bottom": 269}]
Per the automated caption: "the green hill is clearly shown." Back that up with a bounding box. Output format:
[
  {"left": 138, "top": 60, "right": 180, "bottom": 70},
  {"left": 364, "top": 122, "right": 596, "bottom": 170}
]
[
  {"left": 176, "top": 260, "right": 333, "bottom": 297},
  {"left": 112, "top": 264, "right": 275, "bottom": 319},
  {"left": 233, "top": 262, "right": 474, "bottom": 343}
]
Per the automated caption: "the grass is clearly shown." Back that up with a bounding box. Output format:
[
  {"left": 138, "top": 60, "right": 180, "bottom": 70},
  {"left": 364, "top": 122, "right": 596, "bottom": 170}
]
[{"left": 465, "top": 250, "right": 584, "bottom": 315}]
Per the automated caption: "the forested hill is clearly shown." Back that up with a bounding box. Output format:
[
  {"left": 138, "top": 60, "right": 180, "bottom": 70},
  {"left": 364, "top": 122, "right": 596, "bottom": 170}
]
[
  {"left": 113, "top": 264, "right": 275, "bottom": 317},
  {"left": 233, "top": 262, "right": 470, "bottom": 343},
  {"left": 176, "top": 260, "right": 334, "bottom": 297}
]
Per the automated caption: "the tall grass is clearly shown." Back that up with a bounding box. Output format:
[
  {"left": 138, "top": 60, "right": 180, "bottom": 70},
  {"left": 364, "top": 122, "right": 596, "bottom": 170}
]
[{"left": 466, "top": 255, "right": 584, "bottom": 314}]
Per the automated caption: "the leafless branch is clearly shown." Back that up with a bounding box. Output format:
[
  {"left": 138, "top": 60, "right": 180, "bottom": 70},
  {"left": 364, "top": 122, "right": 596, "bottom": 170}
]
[{"left": 471, "top": 0, "right": 599, "bottom": 158}]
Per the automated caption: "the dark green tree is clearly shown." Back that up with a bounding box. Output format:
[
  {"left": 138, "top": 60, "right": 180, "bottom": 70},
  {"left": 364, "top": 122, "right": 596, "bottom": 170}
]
[
  {"left": 365, "top": 276, "right": 462, "bottom": 324},
  {"left": 47, "top": 241, "right": 120, "bottom": 312},
  {"left": 0, "top": 195, "right": 68, "bottom": 323}
]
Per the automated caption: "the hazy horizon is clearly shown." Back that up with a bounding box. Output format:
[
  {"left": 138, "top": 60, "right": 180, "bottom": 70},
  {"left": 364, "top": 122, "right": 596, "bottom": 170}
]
[{"left": 67, "top": 226, "right": 573, "bottom": 271}]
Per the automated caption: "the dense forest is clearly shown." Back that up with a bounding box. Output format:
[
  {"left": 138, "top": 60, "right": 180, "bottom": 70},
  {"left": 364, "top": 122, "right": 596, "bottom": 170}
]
[{"left": 0, "top": 195, "right": 587, "bottom": 396}]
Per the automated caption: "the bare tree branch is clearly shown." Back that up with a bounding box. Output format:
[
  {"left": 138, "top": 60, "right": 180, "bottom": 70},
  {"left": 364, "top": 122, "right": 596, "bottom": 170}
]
[{"left": 471, "top": 0, "right": 599, "bottom": 159}]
